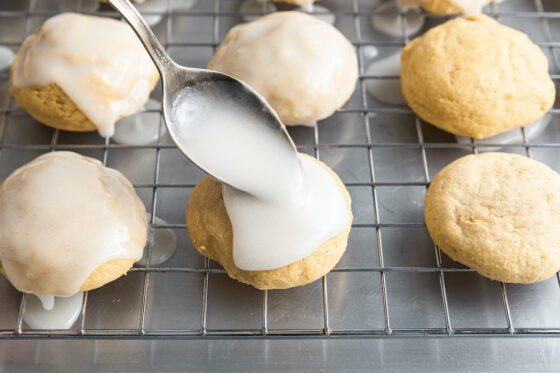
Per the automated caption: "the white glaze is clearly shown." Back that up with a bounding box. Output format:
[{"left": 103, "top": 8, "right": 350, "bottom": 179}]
[
  {"left": 0, "top": 152, "right": 148, "bottom": 296},
  {"left": 10, "top": 13, "right": 157, "bottom": 137},
  {"left": 173, "top": 91, "right": 350, "bottom": 271},
  {"left": 24, "top": 293, "right": 83, "bottom": 330},
  {"left": 371, "top": 2, "right": 425, "bottom": 38},
  {"left": 362, "top": 46, "right": 379, "bottom": 60},
  {"left": 396, "top": 0, "right": 502, "bottom": 13},
  {"left": 36, "top": 295, "right": 55, "bottom": 311},
  {"left": 365, "top": 52, "right": 407, "bottom": 105},
  {"left": 455, "top": 115, "right": 551, "bottom": 150},
  {"left": 112, "top": 99, "right": 163, "bottom": 145},
  {"left": 239, "top": 0, "right": 277, "bottom": 22},
  {"left": 135, "top": 0, "right": 198, "bottom": 26},
  {"left": 208, "top": 11, "right": 358, "bottom": 126},
  {"left": 0, "top": 46, "right": 14, "bottom": 71},
  {"left": 223, "top": 153, "right": 349, "bottom": 270},
  {"left": 137, "top": 214, "right": 177, "bottom": 266},
  {"left": 296, "top": 4, "right": 336, "bottom": 25}
]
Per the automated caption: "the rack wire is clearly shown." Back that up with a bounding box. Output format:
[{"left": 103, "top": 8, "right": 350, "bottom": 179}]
[{"left": 0, "top": 0, "right": 559, "bottom": 339}]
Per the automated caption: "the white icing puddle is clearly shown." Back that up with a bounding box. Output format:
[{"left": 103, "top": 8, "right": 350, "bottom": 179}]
[
  {"left": 239, "top": 0, "right": 277, "bottom": 22},
  {"left": 23, "top": 293, "right": 83, "bottom": 330},
  {"left": 455, "top": 115, "right": 551, "bottom": 151},
  {"left": 371, "top": 1, "right": 424, "bottom": 38},
  {"left": 0, "top": 46, "right": 14, "bottom": 72},
  {"left": 112, "top": 99, "right": 163, "bottom": 145},
  {"left": 296, "top": 4, "right": 336, "bottom": 25},
  {"left": 57, "top": 0, "right": 99, "bottom": 11},
  {"left": 365, "top": 52, "right": 406, "bottom": 105},
  {"left": 362, "top": 45, "right": 379, "bottom": 59},
  {"left": 134, "top": 0, "right": 198, "bottom": 26},
  {"left": 137, "top": 214, "right": 177, "bottom": 266}
]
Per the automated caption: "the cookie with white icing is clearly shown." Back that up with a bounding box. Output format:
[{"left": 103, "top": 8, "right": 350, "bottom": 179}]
[
  {"left": 10, "top": 13, "right": 159, "bottom": 137},
  {"left": 186, "top": 154, "right": 352, "bottom": 289},
  {"left": 208, "top": 11, "right": 357, "bottom": 126},
  {"left": 0, "top": 152, "right": 148, "bottom": 296}
]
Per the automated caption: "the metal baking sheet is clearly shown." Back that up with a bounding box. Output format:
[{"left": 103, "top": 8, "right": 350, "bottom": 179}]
[{"left": 0, "top": 0, "right": 559, "bottom": 370}]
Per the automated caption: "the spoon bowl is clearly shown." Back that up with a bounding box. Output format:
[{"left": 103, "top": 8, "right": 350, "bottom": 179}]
[{"left": 106, "top": 0, "right": 299, "bottom": 194}]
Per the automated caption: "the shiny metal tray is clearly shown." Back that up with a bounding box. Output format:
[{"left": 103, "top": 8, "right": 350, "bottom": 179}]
[{"left": 0, "top": 0, "right": 560, "bottom": 369}]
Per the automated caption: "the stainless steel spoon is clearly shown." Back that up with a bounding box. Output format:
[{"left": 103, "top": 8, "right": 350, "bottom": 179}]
[{"left": 105, "top": 0, "right": 299, "bottom": 193}]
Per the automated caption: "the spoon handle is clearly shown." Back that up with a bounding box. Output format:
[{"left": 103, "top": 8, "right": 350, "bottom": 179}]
[{"left": 105, "top": 0, "right": 174, "bottom": 78}]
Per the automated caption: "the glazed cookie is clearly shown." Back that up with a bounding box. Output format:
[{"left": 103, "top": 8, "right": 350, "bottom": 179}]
[
  {"left": 425, "top": 152, "right": 560, "bottom": 283},
  {"left": 401, "top": 14, "right": 555, "bottom": 139},
  {"left": 0, "top": 152, "right": 148, "bottom": 296},
  {"left": 10, "top": 13, "right": 159, "bottom": 137},
  {"left": 186, "top": 155, "right": 352, "bottom": 289},
  {"left": 208, "top": 11, "right": 358, "bottom": 125}
]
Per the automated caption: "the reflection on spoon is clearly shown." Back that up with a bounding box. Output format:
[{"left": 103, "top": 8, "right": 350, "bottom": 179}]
[{"left": 23, "top": 292, "right": 83, "bottom": 330}]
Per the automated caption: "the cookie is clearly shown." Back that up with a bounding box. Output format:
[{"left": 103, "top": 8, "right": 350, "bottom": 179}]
[
  {"left": 0, "top": 258, "right": 135, "bottom": 293},
  {"left": 401, "top": 14, "right": 555, "bottom": 139},
  {"left": 0, "top": 152, "right": 147, "bottom": 296},
  {"left": 186, "top": 155, "right": 352, "bottom": 289},
  {"left": 10, "top": 13, "right": 159, "bottom": 137},
  {"left": 208, "top": 11, "right": 358, "bottom": 126},
  {"left": 425, "top": 152, "right": 560, "bottom": 283}
]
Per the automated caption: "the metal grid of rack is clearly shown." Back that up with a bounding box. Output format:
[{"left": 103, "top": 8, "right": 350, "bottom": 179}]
[{"left": 0, "top": 0, "right": 559, "bottom": 339}]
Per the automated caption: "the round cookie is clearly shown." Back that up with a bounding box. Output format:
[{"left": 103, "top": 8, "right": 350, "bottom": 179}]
[
  {"left": 0, "top": 152, "right": 148, "bottom": 296},
  {"left": 10, "top": 13, "right": 159, "bottom": 137},
  {"left": 0, "top": 258, "right": 135, "bottom": 293},
  {"left": 401, "top": 14, "right": 555, "bottom": 139},
  {"left": 425, "top": 152, "right": 560, "bottom": 283},
  {"left": 186, "top": 154, "right": 353, "bottom": 289},
  {"left": 207, "top": 11, "right": 358, "bottom": 126},
  {"left": 420, "top": 0, "right": 492, "bottom": 14}
]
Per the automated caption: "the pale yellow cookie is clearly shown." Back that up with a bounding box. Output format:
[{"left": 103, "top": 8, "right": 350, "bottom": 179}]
[
  {"left": 425, "top": 152, "right": 560, "bottom": 283},
  {"left": 401, "top": 14, "right": 555, "bottom": 139},
  {"left": 208, "top": 11, "right": 358, "bottom": 126},
  {"left": 186, "top": 154, "right": 353, "bottom": 290},
  {"left": 11, "top": 83, "right": 99, "bottom": 133}
]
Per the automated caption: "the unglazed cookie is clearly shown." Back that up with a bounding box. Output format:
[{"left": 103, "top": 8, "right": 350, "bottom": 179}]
[
  {"left": 208, "top": 11, "right": 358, "bottom": 125},
  {"left": 401, "top": 14, "right": 555, "bottom": 139},
  {"left": 186, "top": 155, "right": 352, "bottom": 289},
  {"left": 425, "top": 153, "right": 560, "bottom": 283},
  {"left": 10, "top": 13, "right": 159, "bottom": 137},
  {"left": 0, "top": 152, "right": 148, "bottom": 296}
]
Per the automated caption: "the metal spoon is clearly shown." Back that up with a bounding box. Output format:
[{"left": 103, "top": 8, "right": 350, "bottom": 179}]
[{"left": 105, "top": 0, "right": 299, "bottom": 193}]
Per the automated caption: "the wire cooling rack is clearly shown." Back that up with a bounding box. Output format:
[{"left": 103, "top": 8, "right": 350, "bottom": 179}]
[{"left": 0, "top": 0, "right": 559, "bottom": 339}]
